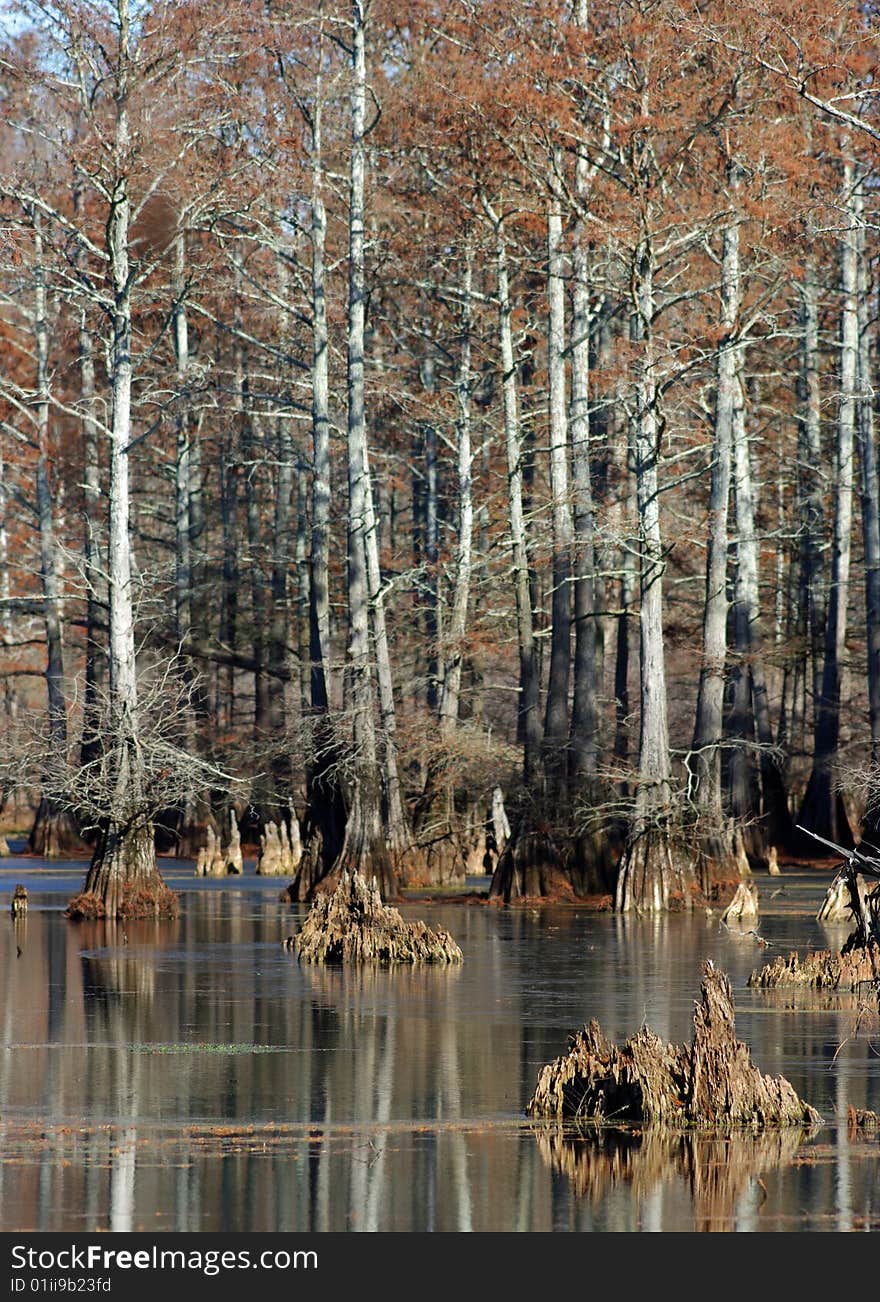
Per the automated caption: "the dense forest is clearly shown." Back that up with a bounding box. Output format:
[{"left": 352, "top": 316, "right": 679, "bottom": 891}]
[{"left": 0, "top": 0, "right": 878, "bottom": 918}]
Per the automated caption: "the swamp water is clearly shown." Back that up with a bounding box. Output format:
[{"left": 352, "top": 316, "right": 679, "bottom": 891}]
[{"left": 1, "top": 857, "right": 878, "bottom": 1233}]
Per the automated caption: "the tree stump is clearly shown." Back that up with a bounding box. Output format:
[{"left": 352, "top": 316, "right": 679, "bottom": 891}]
[
  {"left": 195, "top": 826, "right": 225, "bottom": 877},
  {"left": 290, "top": 871, "right": 463, "bottom": 965},
  {"left": 817, "top": 874, "right": 868, "bottom": 924},
  {"left": 0, "top": 835, "right": 10, "bottom": 856},
  {"left": 721, "top": 881, "right": 759, "bottom": 927},
  {"left": 847, "top": 1106, "right": 879, "bottom": 1138},
  {"left": 528, "top": 960, "right": 820, "bottom": 1128},
  {"left": 749, "top": 942, "right": 880, "bottom": 993},
  {"left": 256, "top": 819, "right": 302, "bottom": 876},
  {"left": 226, "top": 809, "right": 243, "bottom": 875},
  {"left": 490, "top": 786, "right": 511, "bottom": 857},
  {"left": 10, "top": 884, "right": 27, "bottom": 917}
]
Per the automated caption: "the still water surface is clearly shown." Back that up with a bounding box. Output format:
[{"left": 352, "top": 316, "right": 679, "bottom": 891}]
[{"left": 1, "top": 857, "right": 878, "bottom": 1232}]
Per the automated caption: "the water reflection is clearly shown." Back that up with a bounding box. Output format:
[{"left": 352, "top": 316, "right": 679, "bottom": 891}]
[
  {"left": 0, "top": 868, "right": 878, "bottom": 1231},
  {"left": 532, "top": 1124, "right": 815, "bottom": 1232}
]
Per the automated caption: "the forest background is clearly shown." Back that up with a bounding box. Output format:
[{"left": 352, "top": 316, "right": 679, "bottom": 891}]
[{"left": 1, "top": 0, "right": 878, "bottom": 919}]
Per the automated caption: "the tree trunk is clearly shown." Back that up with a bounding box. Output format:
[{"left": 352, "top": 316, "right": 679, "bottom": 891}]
[
  {"left": 542, "top": 171, "right": 573, "bottom": 792},
  {"left": 796, "top": 158, "right": 858, "bottom": 850},
  {"left": 75, "top": 0, "right": 172, "bottom": 918},
  {"left": 491, "top": 203, "right": 541, "bottom": 787},
  {"left": 28, "top": 216, "right": 80, "bottom": 857},
  {"left": 568, "top": 147, "right": 610, "bottom": 894},
  {"left": 218, "top": 432, "right": 239, "bottom": 732},
  {"left": 414, "top": 250, "right": 474, "bottom": 888},
  {"left": 486, "top": 201, "right": 571, "bottom": 901},
  {"left": 296, "top": 26, "right": 346, "bottom": 895},
  {"left": 798, "top": 259, "right": 827, "bottom": 729},
  {"left": 297, "top": 1, "right": 395, "bottom": 900},
  {"left": 0, "top": 442, "right": 17, "bottom": 724},
  {"left": 727, "top": 365, "right": 794, "bottom": 860},
  {"left": 690, "top": 181, "right": 739, "bottom": 890},
  {"left": 74, "top": 180, "right": 104, "bottom": 777},
  {"left": 855, "top": 179, "right": 880, "bottom": 844},
  {"left": 615, "top": 236, "right": 696, "bottom": 914}
]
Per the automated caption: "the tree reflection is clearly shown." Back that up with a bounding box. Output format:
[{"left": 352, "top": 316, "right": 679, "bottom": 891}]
[{"left": 532, "top": 1122, "right": 818, "bottom": 1231}]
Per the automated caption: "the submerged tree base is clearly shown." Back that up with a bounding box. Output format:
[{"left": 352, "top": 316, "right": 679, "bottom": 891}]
[
  {"left": 489, "top": 827, "right": 574, "bottom": 903},
  {"left": 615, "top": 824, "right": 701, "bottom": 914},
  {"left": 66, "top": 880, "right": 179, "bottom": 921},
  {"left": 290, "top": 870, "right": 463, "bottom": 965},
  {"left": 528, "top": 960, "right": 820, "bottom": 1128},
  {"left": 748, "top": 940, "right": 880, "bottom": 994}
]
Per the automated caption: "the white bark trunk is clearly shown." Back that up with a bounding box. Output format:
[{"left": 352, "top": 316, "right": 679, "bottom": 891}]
[
  {"left": 439, "top": 248, "right": 474, "bottom": 735},
  {"left": 543, "top": 169, "right": 573, "bottom": 769},
  {"left": 489, "top": 202, "right": 541, "bottom": 786}
]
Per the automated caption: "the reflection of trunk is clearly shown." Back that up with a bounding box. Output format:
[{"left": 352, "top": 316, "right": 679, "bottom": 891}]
[
  {"left": 28, "top": 217, "right": 80, "bottom": 857},
  {"left": 797, "top": 160, "right": 858, "bottom": 850},
  {"left": 615, "top": 236, "right": 695, "bottom": 914}
]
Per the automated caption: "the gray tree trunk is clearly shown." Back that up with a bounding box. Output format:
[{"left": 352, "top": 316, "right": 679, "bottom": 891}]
[
  {"left": 173, "top": 233, "right": 191, "bottom": 656},
  {"left": 28, "top": 215, "right": 78, "bottom": 856},
  {"left": 414, "top": 250, "right": 475, "bottom": 887},
  {"left": 308, "top": 38, "right": 332, "bottom": 717},
  {"left": 615, "top": 236, "right": 695, "bottom": 914},
  {"left": 855, "top": 180, "right": 880, "bottom": 837},
  {"left": 489, "top": 201, "right": 542, "bottom": 788},
  {"left": 690, "top": 180, "right": 739, "bottom": 885},
  {"left": 798, "top": 259, "right": 827, "bottom": 719},
  {"left": 331, "top": 0, "right": 395, "bottom": 896},
  {"left": 267, "top": 255, "right": 294, "bottom": 746},
  {"left": 797, "top": 157, "right": 858, "bottom": 849},
  {"left": 74, "top": 180, "right": 103, "bottom": 773},
  {"left": 543, "top": 171, "right": 573, "bottom": 788},
  {"left": 79, "top": 0, "right": 170, "bottom": 914},
  {"left": 0, "top": 442, "right": 16, "bottom": 722},
  {"left": 567, "top": 145, "right": 609, "bottom": 893},
  {"left": 439, "top": 248, "right": 474, "bottom": 735}
]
